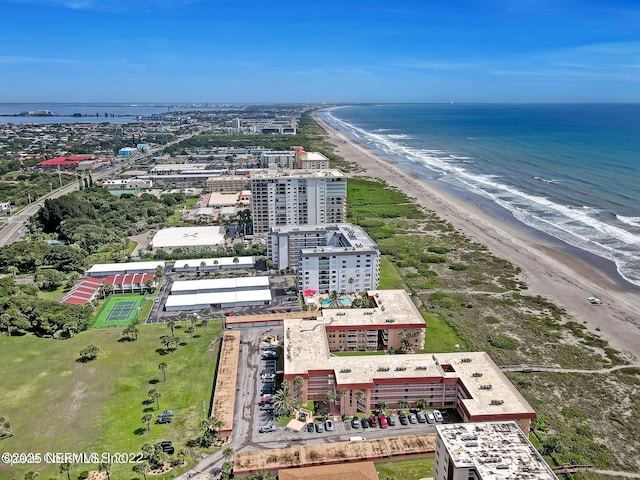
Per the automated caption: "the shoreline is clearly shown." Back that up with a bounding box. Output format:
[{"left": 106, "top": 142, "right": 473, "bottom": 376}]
[{"left": 313, "top": 110, "right": 640, "bottom": 359}]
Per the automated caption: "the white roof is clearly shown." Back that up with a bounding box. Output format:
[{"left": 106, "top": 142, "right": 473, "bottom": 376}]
[
  {"left": 171, "top": 276, "right": 269, "bottom": 294},
  {"left": 174, "top": 256, "right": 255, "bottom": 268},
  {"left": 152, "top": 226, "right": 225, "bottom": 249},
  {"left": 436, "top": 422, "right": 558, "bottom": 480},
  {"left": 86, "top": 261, "right": 165, "bottom": 274},
  {"left": 165, "top": 289, "right": 272, "bottom": 307}
]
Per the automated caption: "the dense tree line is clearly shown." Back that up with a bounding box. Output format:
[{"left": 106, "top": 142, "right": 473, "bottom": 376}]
[
  {"left": 0, "top": 277, "right": 93, "bottom": 338},
  {"left": 163, "top": 133, "right": 309, "bottom": 154},
  {"left": 36, "top": 188, "right": 177, "bottom": 248}
]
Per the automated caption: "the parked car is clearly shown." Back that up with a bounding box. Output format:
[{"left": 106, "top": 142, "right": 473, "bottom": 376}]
[
  {"left": 325, "top": 419, "right": 334, "bottom": 431},
  {"left": 155, "top": 417, "right": 171, "bottom": 424},
  {"left": 306, "top": 422, "right": 315, "bottom": 433},
  {"left": 299, "top": 412, "right": 307, "bottom": 422},
  {"left": 261, "top": 368, "right": 276, "bottom": 375},
  {"left": 157, "top": 441, "right": 174, "bottom": 455},
  {"left": 261, "top": 387, "right": 275, "bottom": 394},
  {"left": 351, "top": 416, "right": 360, "bottom": 428},
  {"left": 378, "top": 414, "right": 388, "bottom": 428},
  {"left": 262, "top": 377, "right": 275, "bottom": 384},
  {"left": 259, "top": 425, "right": 276, "bottom": 433},
  {"left": 368, "top": 415, "right": 378, "bottom": 428},
  {"left": 407, "top": 413, "right": 418, "bottom": 424},
  {"left": 387, "top": 415, "right": 397, "bottom": 426},
  {"left": 261, "top": 372, "right": 276, "bottom": 379},
  {"left": 433, "top": 410, "right": 444, "bottom": 423},
  {"left": 260, "top": 397, "right": 273, "bottom": 405},
  {"left": 315, "top": 422, "right": 324, "bottom": 433},
  {"left": 159, "top": 410, "right": 174, "bottom": 417},
  {"left": 224, "top": 311, "right": 234, "bottom": 316},
  {"left": 426, "top": 412, "right": 436, "bottom": 424},
  {"left": 398, "top": 413, "right": 408, "bottom": 425},
  {"left": 261, "top": 352, "right": 277, "bottom": 360},
  {"left": 260, "top": 404, "right": 275, "bottom": 412},
  {"left": 361, "top": 418, "right": 370, "bottom": 429},
  {"left": 416, "top": 412, "right": 427, "bottom": 423}
]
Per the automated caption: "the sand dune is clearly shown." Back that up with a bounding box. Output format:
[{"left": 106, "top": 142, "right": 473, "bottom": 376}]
[{"left": 314, "top": 111, "right": 640, "bottom": 360}]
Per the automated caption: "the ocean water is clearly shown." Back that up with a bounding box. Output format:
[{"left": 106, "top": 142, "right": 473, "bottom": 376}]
[{"left": 322, "top": 104, "right": 640, "bottom": 288}]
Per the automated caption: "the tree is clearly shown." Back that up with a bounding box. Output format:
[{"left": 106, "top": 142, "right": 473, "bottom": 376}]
[
  {"left": 176, "top": 449, "right": 188, "bottom": 465},
  {"left": 0, "top": 313, "right": 11, "bottom": 336},
  {"left": 415, "top": 398, "right": 427, "bottom": 411},
  {"left": 179, "top": 311, "right": 188, "bottom": 326},
  {"left": 132, "top": 460, "right": 149, "bottom": 480},
  {"left": 232, "top": 256, "right": 239, "bottom": 271},
  {"left": 273, "top": 381, "right": 297, "bottom": 417},
  {"left": 326, "top": 390, "right": 337, "bottom": 413},
  {"left": 159, "top": 335, "right": 173, "bottom": 351},
  {"left": 222, "top": 446, "right": 234, "bottom": 463},
  {"left": 79, "top": 344, "right": 100, "bottom": 362},
  {"left": 59, "top": 462, "right": 71, "bottom": 480},
  {"left": 98, "top": 462, "right": 111, "bottom": 480},
  {"left": 339, "top": 388, "right": 349, "bottom": 415},
  {"left": 376, "top": 401, "right": 387, "bottom": 413},
  {"left": 397, "top": 399, "right": 410, "bottom": 412},
  {"left": 167, "top": 320, "right": 175, "bottom": 336},
  {"left": 398, "top": 329, "right": 419, "bottom": 353},
  {"left": 158, "top": 362, "right": 168, "bottom": 382},
  {"left": 293, "top": 376, "right": 305, "bottom": 403},
  {"left": 354, "top": 390, "right": 365, "bottom": 412},
  {"left": 7, "top": 265, "right": 18, "bottom": 279},
  {"left": 201, "top": 318, "right": 209, "bottom": 332},
  {"left": 328, "top": 290, "right": 340, "bottom": 308},
  {"left": 185, "top": 326, "right": 195, "bottom": 343},
  {"left": 142, "top": 413, "right": 153, "bottom": 431},
  {"left": 148, "top": 389, "right": 162, "bottom": 410},
  {"left": 35, "top": 268, "right": 66, "bottom": 291}
]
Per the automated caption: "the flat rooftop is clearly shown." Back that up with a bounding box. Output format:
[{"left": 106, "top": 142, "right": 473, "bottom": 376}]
[
  {"left": 85, "top": 261, "right": 165, "bottom": 275},
  {"left": 164, "top": 289, "right": 272, "bottom": 308},
  {"left": 171, "top": 276, "right": 270, "bottom": 294},
  {"left": 173, "top": 256, "right": 255, "bottom": 269},
  {"left": 207, "top": 191, "right": 239, "bottom": 206},
  {"left": 284, "top": 316, "right": 535, "bottom": 419},
  {"left": 251, "top": 168, "right": 345, "bottom": 179},
  {"left": 233, "top": 434, "right": 436, "bottom": 475},
  {"left": 210, "top": 331, "right": 241, "bottom": 435},
  {"left": 321, "top": 290, "right": 425, "bottom": 329},
  {"left": 436, "top": 422, "right": 558, "bottom": 480},
  {"left": 151, "top": 226, "right": 225, "bottom": 249}
]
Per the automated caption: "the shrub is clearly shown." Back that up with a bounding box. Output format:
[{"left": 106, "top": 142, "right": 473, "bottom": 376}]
[{"left": 488, "top": 335, "right": 519, "bottom": 350}]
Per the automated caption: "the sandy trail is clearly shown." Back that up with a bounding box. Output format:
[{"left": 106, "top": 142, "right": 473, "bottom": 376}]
[{"left": 314, "top": 111, "right": 640, "bottom": 360}]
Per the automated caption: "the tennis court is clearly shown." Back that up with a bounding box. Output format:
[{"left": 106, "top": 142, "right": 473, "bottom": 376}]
[{"left": 93, "top": 295, "right": 146, "bottom": 328}]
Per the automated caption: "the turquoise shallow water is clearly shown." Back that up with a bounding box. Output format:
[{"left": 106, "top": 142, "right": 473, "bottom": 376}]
[{"left": 322, "top": 104, "right": 640, "bottom": 288}]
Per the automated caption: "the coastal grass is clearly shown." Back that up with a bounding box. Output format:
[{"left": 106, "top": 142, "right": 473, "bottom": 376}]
[
  {"left": 0, "top": 322, "right": 222, "bottom": 480},
  {"left": 375, "top": 457, "right": 435, "bottom": 480},
  {"left": 419, "top": 313, "right": 465, "bottom": 353},
  {"left": 377, "top": 256, "right": 406, "bottom": 290}
]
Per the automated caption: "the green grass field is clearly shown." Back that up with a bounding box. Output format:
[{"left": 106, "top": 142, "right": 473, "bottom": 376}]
[
  {"left": 377, "top": 256, "right": 407, "bottom": 290},
  {"left": 420, "top": 313, "right": 466, "bottom": 353},
  {"left": 375, "top": 457, "right": 435, "bottom": 480},
  {"left": 0, "top": 322, "right": 222, "bottom": 480},
  {"left": 93, "top": 294, "right": 146, "bottom": 328}
]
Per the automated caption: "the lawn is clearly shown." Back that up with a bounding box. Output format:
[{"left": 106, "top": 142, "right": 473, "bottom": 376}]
[
  {"left": 375, "top": 457, "right": 435, "bottom": 480},
  {"left": 420, "top": 313, "right": 466, "bottom": 353},
  {"left": 0, "top": 321, "right": 223, "bottom": 480},
  {"left": 377, "top": 256, "right": 406, "bottom": 290}
]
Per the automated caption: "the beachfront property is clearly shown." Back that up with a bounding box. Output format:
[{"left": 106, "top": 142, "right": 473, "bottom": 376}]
[
  {"left": 283, "top": 313, "right": 536, "bottom": 433},
  {"left": 250, "top": 169, "right": 347, "bottom": 235},
  {"left": 149, "top": 226, "right": 225, "bottom": 253},
  {"left": 206, "top": 175, "right": 251, "bottom": 192},
  {"left": 294, "top": 149, "right": 330, "bottom": 170},
  {"left": 268, "top": 223, "right": 380, "bottom": 294},
  {"left": 323, "top": 290, "right": 425, "bottom": 352},
  {"left": 164, "top": 276, "right": 271, "bottom": 311},
  {"left": 434, "top": 422, "right": 558, "bottom": 480}
]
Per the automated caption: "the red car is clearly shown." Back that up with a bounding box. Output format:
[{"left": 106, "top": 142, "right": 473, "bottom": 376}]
[
  {"left": 369, "top": 415, "right": 378, "bottom": 428},
  {"left": 224, "top": 311, "right": 235, "bottom": 316},
  {"left": 378, "top": 414, "right": 388, "bottom": 428}
]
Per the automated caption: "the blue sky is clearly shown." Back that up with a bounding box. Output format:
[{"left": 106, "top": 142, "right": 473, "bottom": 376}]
[{"left": 1, "top": 0, "right": 639, "bottom": 102}]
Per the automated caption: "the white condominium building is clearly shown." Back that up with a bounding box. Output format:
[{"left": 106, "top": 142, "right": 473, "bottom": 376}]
[
  {"left": 250, "top": 169, "right": 346, "bottom": 235},
  {"left": 269, "top": 223, "right": 380, "bottom": 294}
]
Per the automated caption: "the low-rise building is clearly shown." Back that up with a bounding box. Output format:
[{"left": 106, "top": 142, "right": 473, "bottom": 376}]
[{"left": 150, "top": 226, "right": 225, "bottom": 253}]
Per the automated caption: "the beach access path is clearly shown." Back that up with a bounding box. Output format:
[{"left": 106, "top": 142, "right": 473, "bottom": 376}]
[{"left": 314, "top": 111, "right": 640, "bottom": 360}]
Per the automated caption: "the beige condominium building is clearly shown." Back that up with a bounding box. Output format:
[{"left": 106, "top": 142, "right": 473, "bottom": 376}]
[
  {"left": 434, "top": 422, "right": 558, "bottom": 480},
  {"left": 283, "top": 291, "right": 536, "bottom": 434},
  {"left": 250, "top": 169, "right": 346, "bottom": 235}
]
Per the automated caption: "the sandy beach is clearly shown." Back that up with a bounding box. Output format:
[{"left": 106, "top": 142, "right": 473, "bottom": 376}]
[{"left": 314, "top": 111, "right": 640, "bottom": 360}]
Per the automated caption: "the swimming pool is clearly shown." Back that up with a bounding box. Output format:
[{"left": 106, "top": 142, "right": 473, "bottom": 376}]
[{"left": 321, "top": 298, "right": 352, "bottom": 306}]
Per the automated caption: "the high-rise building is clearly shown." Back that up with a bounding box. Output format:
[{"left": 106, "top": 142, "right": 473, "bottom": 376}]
[{"left": 250, "top": 169, "right": 346, "bottom": 235}]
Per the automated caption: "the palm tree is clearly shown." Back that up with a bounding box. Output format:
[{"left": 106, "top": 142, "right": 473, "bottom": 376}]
[
  {"left": 222, "top": 447, "right": 234, "bottom": 463},
  {"left": 179, "top": 311, "right": 188, "bottom": 326},
  {"left": 338, "top": 388, "right": 349, "bottom": 415},
  {"left": 348, "top": 277, "right": 354, "bottom": 294},
  {"left": 59, "top": 463, "right": 71, "bottom": 480},
  {"left": 133, "top": 460, "right": 149, "bottom": 480},
  {"left": 397, "top": 399, "right": 410, "bottom": 412},
  {"left": 376, "top": 401, "right": 387, "bottom": 413},
  {"left": 398, "top": 329, "right": 419, "bottom": 353},
  {"left": 158, "top": 362, "right": 168, "bottom": 382},
  {"left": 167, "top": 320, "right": 176, "bottom": 336},
  {"left": 273, "top": 382, "right": 297, "bottom": 416},
  {"left": 329, "top": 290, "right": 340, "bottom": 308},
  {"left": 354, "top": 390, "right": 365, "bottom": 412},
  {"left": 185, "top": 326, "right": 195, "bottom": 342},
  {"left": 7, "top": 265, "right": 18, "bottom": 279},
  {"left": 142, "top": 413, "right": 153, "bottom": 431},
  {"left": 148, "top": 389, "right": 162, "bottom": 410},
  {"left": 326, "top": 390, "right": 337, "bottom": 414},
  {"left": 200, "top": 260, "right": 207, "bottom": 273},
  {"left": 191, "top": 315, "right": 198, "bottom": 331},
  {"left": 415, "top": 398, "right": 427, "bottom": 411},
  {"left": 293, "top": 376, "right": 305, "bottom": 403},
  {"left": 160, "top": 335, "right": 173, "bottom": 351},
  {"left": 232, "top": 256, "right": 240, "bottom": 273},
  {"left": 99, "top": 462, "right": 112, "bottom": 479},
  {"left": 201, "top": 318, "right": 209, "bottom": 332}
]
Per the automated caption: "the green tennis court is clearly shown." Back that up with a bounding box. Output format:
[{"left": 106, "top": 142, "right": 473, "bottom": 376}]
[{"left": 93, "top": 295, "right": 145, "bottom": 328}]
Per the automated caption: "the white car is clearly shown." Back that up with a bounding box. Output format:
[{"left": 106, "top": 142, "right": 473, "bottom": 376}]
[
  {"left": 259, "top": 424, "right": 276, "bottom": 433},
  {"left": 433, "top": 410, "right": 444, "bottom": 422}
]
